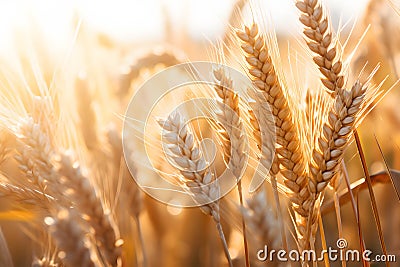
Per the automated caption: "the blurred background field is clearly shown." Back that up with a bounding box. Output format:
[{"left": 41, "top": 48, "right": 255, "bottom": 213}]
[{"left": 0, "top": 0, "right": 399, "bottom": 266}]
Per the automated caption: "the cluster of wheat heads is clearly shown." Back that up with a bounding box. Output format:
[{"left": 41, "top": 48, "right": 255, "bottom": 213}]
[
  {"left": 235, "top": 0, "right": 384, "bottom": 263},
  {"left": 0, "top": 0, "right": 398, "bottom": 266},
  {"left": 157, "top": 0, "right": 388, "bottom": 266}
]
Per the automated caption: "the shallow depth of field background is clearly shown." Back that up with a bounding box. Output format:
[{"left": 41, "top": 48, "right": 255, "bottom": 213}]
[{"left": 0, "top": 0, "right": 399, "bottom": 266}]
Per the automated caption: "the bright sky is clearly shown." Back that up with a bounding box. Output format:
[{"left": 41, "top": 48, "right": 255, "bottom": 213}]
[{"left": 0, "top": 0, "right": 371, "bottom": 48}]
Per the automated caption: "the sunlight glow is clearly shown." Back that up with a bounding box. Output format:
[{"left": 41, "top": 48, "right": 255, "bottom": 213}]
[{"left": 0, "top": 0, "right": 371, "bottom": 52}]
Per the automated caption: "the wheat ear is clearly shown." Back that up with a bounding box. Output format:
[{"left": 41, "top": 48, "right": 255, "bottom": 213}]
[
  {"left": 0, "top": 181, "right": 53, "bottom": 211},
  {"left": 46, "top": 209, "right": 97, "bottom": 267},
  {"left": 247, "top": 90, "right": 287, "bottom": 252},
  {"left": 310, "top": 81, "right": 367, "bottom": 193},
  {"left": 14, "top": 117, "right": 58, "bottom": 192},
  {"left": 213, "top": 68, "right": 249, "bottom": 266},
  {"left": 237, "top": 23, "right": 310, "bottom": 219},
  {"left": 244, "top": 190, "right": 282, "bottom": 265},
  {"left": 57, "top": 154, "right": 122, "bottom": 267},
  {"left": 295, "top": 0, "right": 374, "bottom": 252},
  {"left": 296, "top": 81, "right": 369, "bottom": 251},
  {"left": 158, "top": 112, "right": 233, "bottom": 267},
  {"left": 107, "top": 127, "right": 146, "bottom": 266},
  {"left": 296, "top": 0, "right": 345, "bottom": 94},
  {"left": 119, "top": 49, "right": 182, "bottom": 97},
  {"left": 13, "top": 116, "right": 122, "bottom": 265}
]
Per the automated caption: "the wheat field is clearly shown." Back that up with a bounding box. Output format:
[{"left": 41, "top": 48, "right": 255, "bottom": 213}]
[{"left": 0, "top": 0, "right": 399, "bottom": 266}]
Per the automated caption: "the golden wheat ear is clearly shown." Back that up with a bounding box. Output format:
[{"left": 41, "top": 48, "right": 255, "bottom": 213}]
[
  {"left": 237, "top": 22, "right": 310, "bottom": 218},
  {"left": 243, "top": 189, "right": 282, "bottom": 258},
  {"left": 296, "top": 0, "right": 345, "bottom": 94},
  {"left": 46, "top": 209, "right": 98, "bottom": 267},
  {"left": 157, "top": 112, "right": 234, "bottom": 267},
  {"left": 237, "top": 21, "right": 317, "bottom": 259},
  {"left": 56, "top": 154, "right": 122, "bottom": 267},
  {"left": 212, "top": 67, "right": 251, "bottom": 266}
]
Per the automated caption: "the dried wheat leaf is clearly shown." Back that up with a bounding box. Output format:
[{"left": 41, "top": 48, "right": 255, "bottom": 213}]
[
  {"left": 354, "top": 131, "right": 388, "bottom": 266},
  {"left": 321, "top": 170, "right": 394, "bottom": 214},
  {"left": 375, "top": 135, "right": 400, "bottom": 201}
]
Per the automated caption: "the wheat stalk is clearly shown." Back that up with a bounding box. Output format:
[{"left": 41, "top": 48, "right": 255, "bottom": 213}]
[
  {"left": 247, "top": 89, "right": 288, "bottom": 251},
  {"left": 0, "top": 227, "right": 13, "bottom": 267},
  {"left": 107, "top": 127, "right": 146, "bottom": 266},
  {"left": 75, "top": 76, "right": 99, "bottom": 151}
]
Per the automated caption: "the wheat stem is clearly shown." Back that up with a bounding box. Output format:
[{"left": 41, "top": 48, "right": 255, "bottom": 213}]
[
  {"left": 0, "top": 227, "right": 13, "bottom": 267},
  {"left": 134, "top": 216, "right": 147, "bottom": 267},
  {"left": 216, "top": 221, "right": 233, "bottom": 267},
  {"left": 354, "top": 130, "right": 389, "bottom": 267}
]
